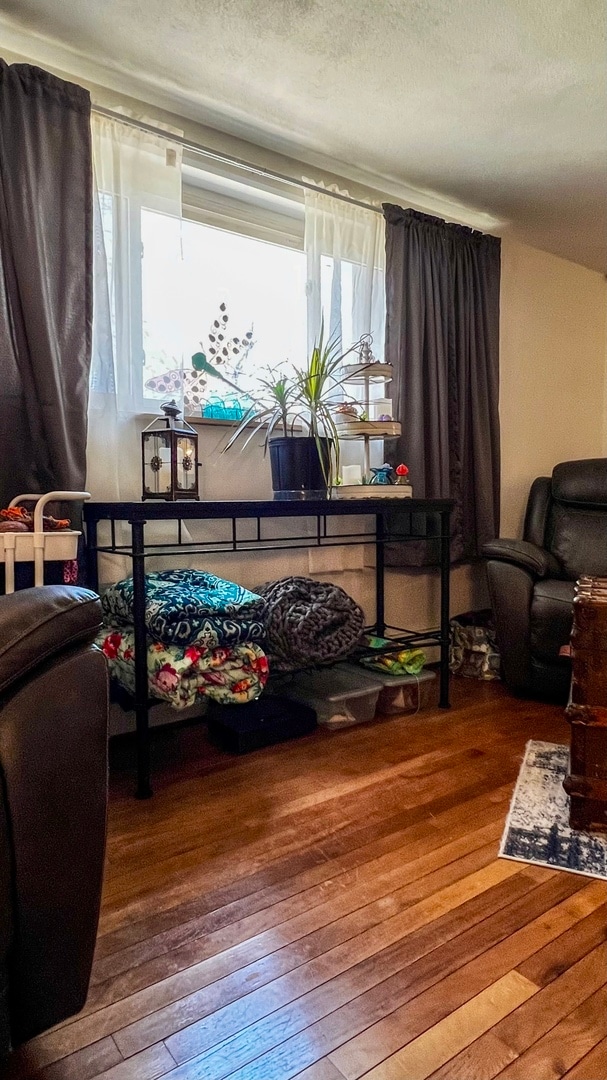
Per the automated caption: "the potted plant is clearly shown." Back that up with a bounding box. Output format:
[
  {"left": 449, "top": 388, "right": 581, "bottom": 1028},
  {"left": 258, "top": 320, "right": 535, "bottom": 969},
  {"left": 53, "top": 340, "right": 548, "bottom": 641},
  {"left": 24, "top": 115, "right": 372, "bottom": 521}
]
[
  {"left": 285, "top": 322, "right": 364, "bottom": 495},
  {"left": 197, "top": 324, "right": 363, "bottom": 498}
]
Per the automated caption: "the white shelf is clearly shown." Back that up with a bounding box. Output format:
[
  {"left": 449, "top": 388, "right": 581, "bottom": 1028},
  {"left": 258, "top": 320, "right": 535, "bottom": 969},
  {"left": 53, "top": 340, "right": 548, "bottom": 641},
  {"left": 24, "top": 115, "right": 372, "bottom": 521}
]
[
  {"left": 340, "top": 363, "right": 394, "bottom": 384},
  {"left": 331, "top": 485, "right": 413, "bottom": 500},
  {"left": 335, "top": 420, "right": 401, "bottom": 438}
]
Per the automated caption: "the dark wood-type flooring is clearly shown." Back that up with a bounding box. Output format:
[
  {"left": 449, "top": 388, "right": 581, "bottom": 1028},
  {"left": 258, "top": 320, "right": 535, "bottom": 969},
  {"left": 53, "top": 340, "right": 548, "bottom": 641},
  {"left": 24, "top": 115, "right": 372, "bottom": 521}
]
[{"left": 5, "top": 678, "right": 607, "bottom": 1080}]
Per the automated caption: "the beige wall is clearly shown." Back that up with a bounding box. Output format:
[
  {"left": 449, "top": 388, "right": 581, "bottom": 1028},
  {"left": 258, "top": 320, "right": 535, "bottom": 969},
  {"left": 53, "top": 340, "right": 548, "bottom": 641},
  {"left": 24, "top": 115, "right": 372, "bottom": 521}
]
[
  {"left": 4, "top": 44, "right": 607, "bottom": 630},
  {"left": 499, "top": 238, "right": 607, "bottom": 536}
]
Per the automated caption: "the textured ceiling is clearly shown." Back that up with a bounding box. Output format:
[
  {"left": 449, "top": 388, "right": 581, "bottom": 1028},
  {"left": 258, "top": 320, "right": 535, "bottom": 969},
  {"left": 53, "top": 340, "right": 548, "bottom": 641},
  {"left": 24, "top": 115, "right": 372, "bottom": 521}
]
[{"left": 1, "top": 0, "right": 606, "bottom": 270}]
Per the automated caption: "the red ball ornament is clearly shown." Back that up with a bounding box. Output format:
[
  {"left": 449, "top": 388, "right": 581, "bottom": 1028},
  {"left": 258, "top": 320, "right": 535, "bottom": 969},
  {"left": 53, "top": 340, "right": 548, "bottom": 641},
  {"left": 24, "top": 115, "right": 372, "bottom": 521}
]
[{"left": 396, "top": 463, "right": 409, "bottom": 476}]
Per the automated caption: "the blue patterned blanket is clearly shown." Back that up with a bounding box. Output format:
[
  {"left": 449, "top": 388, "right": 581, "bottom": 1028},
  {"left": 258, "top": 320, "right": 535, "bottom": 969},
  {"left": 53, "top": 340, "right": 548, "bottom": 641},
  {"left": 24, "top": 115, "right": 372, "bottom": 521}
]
[{"left": 101, "top": 569, "right": 266, "bottom": 647}]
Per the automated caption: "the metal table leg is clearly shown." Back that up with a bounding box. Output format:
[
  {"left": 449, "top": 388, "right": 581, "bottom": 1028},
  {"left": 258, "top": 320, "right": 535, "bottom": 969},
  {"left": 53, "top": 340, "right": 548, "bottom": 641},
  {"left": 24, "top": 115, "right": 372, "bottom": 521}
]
[
  {"left": 439, "top": 510, "right": 451, "bottom": 708},
  {"left": 375, "top": 513, "right": 385, "bottom": 637},
  {"left": 130, "top": 519, "right": 152, "bottom": 798},
  {"left": 85, "top": 518, "right": 99, "bottom": 591}
]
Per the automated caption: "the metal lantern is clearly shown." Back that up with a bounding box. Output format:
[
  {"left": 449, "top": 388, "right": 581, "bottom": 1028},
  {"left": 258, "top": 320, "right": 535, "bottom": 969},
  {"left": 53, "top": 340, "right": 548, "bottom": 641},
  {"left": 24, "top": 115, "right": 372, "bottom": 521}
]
[{"left": 141, "top": 400, "right": 200, "bottom": 501}]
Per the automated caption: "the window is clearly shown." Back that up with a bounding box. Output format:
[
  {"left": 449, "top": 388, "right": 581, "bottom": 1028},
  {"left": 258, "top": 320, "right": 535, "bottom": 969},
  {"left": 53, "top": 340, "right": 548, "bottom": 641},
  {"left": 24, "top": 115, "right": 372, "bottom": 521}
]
[
  {"left": 95, "top": 136, "right": 385, "bottom": 416},
  {"left": 140, "top": 209, "right": 308, "bottom": 411}
]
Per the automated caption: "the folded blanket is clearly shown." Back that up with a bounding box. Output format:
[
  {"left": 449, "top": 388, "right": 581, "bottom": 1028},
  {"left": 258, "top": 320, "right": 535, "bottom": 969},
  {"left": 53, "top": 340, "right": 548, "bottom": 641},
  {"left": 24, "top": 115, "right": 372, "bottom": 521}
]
[
  {"left": 102, "top": 569, "right": 265, "bottom": 647},
  {"left": 255, "top": 576, "right": 364, "bottom": 671},
  {"left": 98, "top": 626, "right": 269, "bottom": 709}
]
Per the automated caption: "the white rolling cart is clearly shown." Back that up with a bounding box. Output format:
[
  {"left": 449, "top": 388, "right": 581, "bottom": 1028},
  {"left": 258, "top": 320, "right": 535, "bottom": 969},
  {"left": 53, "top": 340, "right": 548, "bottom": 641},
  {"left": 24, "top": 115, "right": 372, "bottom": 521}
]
[{"left": 0, "top": 491, "right": 90, "bottom": 594}]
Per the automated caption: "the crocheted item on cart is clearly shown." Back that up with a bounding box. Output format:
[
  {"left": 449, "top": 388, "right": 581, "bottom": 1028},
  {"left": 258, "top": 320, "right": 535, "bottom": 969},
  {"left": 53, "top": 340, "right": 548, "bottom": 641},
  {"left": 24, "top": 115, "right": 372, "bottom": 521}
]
[
  {"left": 101, "top": 569, "right": 266, "bottom": 647},
  {"left": 0, "top": 506, "right": 70, "bottom": 529},
  {"left": 98, "top": 626, "right": 269, "bottom": 709},
  {"left": 255, "top": 576, "right": 364, "bottom": 672}
]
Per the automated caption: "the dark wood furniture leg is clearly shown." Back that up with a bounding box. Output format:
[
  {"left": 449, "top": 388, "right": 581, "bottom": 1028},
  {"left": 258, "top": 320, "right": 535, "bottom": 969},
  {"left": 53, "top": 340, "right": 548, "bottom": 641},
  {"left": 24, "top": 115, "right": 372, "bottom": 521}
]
[
  {"left": 563, "top": 577, "right": 607, "bottom": 832},
  {"left": 439, "top": 509, "right": 451, "bottom": 708}
]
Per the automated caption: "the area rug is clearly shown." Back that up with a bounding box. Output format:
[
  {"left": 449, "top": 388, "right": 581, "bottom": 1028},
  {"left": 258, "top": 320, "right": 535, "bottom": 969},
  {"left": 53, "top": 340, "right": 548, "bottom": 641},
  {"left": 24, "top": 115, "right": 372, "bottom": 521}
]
[{"left": 499, "top": 740, "right": 607, "bottom": 881}]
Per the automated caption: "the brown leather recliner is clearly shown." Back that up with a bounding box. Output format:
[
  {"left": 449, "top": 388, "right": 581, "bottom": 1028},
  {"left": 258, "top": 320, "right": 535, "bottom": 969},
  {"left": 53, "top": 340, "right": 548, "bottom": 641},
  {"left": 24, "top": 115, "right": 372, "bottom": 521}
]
[
  {"left": 483, "top": 459, "right": 607, "bottom": 702},
  {"left": 0, "top": 586, "right": 108, "bottom": 1053}
]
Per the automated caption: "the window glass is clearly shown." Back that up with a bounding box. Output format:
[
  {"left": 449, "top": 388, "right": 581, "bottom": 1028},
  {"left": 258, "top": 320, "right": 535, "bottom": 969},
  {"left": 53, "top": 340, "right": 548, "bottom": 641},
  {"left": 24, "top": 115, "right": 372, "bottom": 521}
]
[{"left": 141, "top": 209, "right": 308, "bottom": 412}]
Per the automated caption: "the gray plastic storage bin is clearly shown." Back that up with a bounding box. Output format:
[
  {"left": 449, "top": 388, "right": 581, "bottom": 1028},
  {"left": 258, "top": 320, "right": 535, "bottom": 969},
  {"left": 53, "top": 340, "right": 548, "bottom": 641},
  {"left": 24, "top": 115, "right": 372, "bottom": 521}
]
[
  {"left": 282, "top": 668, "right": 383, "bottom": 729},
  {"left": 337, "top": 664, "right": 437, "bottom": 716}
]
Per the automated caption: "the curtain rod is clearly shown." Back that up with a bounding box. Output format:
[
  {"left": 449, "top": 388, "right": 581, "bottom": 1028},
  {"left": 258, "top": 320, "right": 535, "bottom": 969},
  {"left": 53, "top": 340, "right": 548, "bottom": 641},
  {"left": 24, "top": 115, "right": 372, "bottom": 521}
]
[{"left": 92, "top": 104, "right": 383, "bottom": 215}]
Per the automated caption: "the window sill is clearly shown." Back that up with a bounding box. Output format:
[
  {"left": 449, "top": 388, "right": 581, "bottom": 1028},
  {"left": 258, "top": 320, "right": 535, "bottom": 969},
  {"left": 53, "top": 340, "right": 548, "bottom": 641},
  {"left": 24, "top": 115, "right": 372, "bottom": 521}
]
[
  {"left": 188, "top": 416, "right": 304, "bottom": 431},
  {"left": 186, "top": 415, "right": 251, "bottom": 427},
  {"left": 137, "top": 413, "right": 303, "bottom": 431}
]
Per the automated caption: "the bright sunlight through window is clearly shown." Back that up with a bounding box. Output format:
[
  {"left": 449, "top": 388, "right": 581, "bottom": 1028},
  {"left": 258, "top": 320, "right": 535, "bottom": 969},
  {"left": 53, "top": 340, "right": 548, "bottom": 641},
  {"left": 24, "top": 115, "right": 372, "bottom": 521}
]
[{"left": 141, "top": 210, "right": 308, "bottom": 411}]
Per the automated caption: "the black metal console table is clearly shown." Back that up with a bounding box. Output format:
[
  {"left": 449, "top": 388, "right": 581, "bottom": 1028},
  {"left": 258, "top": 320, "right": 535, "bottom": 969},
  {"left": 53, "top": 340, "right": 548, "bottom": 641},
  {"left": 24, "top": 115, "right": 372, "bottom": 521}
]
[{"left": 84, "top": 497, "right": 454, "bottom": 797}]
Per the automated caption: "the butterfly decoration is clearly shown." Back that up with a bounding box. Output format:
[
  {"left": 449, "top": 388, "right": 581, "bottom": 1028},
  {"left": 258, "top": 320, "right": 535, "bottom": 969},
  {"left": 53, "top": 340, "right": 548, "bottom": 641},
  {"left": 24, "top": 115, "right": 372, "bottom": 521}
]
[{"left": 144, "top": 303, "right": 254, "bottom": 411}]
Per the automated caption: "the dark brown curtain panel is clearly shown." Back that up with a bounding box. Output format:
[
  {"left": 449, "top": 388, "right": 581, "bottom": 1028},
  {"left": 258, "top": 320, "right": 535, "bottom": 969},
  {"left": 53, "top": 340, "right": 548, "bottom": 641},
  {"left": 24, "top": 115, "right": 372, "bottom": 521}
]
[
  {"left": 0, "top": 61, "right": 92, "bottom": 510},
  {"left": 382, "top": 205, "right": 501, "bottom": 565}
]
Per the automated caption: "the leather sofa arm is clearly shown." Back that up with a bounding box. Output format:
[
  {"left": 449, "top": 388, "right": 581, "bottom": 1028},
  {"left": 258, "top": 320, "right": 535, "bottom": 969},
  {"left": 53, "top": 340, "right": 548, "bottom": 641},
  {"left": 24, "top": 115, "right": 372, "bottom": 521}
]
[
  {"left": 0, "top": 586, "right": 102, "bottom": 698},
  {"left": 482, "top": 539, "right": 562, "bottom": 579}
]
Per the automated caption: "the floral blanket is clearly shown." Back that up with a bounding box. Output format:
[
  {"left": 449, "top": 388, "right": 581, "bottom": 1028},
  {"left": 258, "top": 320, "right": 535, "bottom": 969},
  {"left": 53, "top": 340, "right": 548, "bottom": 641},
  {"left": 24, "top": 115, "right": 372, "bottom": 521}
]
[
  {"left": 101, "top": 569, "right": 266, "bottom": 648},
  {"left": 98, "top": 626, "right": 269, "bottom": 709}
]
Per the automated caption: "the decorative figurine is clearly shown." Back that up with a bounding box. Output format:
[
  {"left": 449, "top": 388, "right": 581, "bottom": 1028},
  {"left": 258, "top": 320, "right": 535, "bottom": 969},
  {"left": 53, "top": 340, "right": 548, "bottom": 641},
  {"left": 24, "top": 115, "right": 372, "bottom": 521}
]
[
  {"left": 334, "top": 402, "right": 360, "bottom": 420},
  {"left": 369, "top": 463, "right": 395, "bottom": 485},
  {"left": 358, "top": 335, "right": 376, "bottom": 367},
  {"left": 394, "top": 463, "right": 413, "bottom": 495}
]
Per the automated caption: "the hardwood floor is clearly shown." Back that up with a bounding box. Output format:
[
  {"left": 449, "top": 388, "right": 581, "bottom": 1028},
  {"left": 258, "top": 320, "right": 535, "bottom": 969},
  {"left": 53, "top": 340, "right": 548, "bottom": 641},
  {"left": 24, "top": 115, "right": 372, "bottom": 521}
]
[{"left": 5, "top": 678, "right": 607, "bottom": 1080}]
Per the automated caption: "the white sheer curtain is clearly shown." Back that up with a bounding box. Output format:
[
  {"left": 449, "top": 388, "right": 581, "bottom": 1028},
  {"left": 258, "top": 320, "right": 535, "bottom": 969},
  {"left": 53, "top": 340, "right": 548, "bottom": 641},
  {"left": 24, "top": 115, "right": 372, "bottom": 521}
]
[
  {"left": 303, "top": 182, "right": 385, "bottom": 357},
  {"left": 87, "top": 114, "right": 183, "bottom": 579},
  {"left": 304, "top": 182, "right": 387, "bottom": 488}
]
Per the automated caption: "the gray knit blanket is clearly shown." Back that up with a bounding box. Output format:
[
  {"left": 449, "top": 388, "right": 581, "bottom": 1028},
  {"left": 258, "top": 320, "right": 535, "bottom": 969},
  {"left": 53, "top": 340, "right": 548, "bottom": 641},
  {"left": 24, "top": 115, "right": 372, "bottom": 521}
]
[{"left": 255, "top": 576, "right": 364, "bottom": 671}]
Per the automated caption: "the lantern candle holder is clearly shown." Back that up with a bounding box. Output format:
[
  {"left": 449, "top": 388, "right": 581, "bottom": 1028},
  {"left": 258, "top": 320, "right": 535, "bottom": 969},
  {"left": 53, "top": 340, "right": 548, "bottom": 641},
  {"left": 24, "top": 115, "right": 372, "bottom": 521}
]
[{"left": 142, "top": 400, "right": 200, "bottom": 501}]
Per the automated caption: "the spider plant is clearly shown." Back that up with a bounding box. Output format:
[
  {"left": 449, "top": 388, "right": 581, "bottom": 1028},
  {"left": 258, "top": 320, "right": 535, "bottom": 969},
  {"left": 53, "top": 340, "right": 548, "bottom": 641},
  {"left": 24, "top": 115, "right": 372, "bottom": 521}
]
[
  {"left": 221, "top": 367, "right": 299, "bottom": 455},
  {"left": 198, "top": 321, "right": 368, "bottom": 492},
  {"left": 290, "top": 321, "right": 363, "bottom": 488}
]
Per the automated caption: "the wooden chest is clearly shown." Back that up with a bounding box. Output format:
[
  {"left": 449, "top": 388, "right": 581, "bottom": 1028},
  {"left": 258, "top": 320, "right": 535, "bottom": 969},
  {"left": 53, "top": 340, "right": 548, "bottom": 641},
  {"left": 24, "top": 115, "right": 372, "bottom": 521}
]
[{"left": 563, "top": 577, "right": 607, "bottom": 832}]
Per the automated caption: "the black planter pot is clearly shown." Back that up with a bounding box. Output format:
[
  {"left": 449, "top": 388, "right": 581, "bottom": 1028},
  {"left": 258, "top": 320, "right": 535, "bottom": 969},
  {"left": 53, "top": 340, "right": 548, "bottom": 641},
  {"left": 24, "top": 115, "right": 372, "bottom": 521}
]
[{"left": 269, "top": 437, "right": 331, "bottom": 499}]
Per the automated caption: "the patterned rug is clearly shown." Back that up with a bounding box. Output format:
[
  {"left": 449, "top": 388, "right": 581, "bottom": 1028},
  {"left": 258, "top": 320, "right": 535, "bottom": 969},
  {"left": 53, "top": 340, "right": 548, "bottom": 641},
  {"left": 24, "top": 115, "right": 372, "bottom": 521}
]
[{"left": 499, "top": 740, "right": 607, "bottom": 881}]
